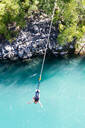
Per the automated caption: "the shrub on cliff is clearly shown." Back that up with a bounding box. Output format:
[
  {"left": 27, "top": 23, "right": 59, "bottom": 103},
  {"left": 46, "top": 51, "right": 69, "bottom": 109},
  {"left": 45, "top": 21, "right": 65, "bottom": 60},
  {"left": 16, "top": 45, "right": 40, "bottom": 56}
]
[
  {"left": 0, "top": 0, "right": 85, "bottom": 45},
  {"left": 38, "top": 0, "right": 85, "bottom": 45},
  {"left": 56, "top": 0, "right": 85, "bottom": 45},
  {"left": 0, "top": 0, "right": 39, "bottom": 40}
]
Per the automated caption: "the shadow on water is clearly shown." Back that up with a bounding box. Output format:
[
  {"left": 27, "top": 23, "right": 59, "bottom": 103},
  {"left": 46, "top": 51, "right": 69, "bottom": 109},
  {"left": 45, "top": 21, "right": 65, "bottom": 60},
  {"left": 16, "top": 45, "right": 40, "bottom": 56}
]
[
  {"left": 78, "top": 56, "right": 85, "bottom": 65},
  {"left": 0, "top": 58, "right": 41, "bottom": 87},
  {"left": 0, "top": 55, "right": 83, "bottom": 87}
]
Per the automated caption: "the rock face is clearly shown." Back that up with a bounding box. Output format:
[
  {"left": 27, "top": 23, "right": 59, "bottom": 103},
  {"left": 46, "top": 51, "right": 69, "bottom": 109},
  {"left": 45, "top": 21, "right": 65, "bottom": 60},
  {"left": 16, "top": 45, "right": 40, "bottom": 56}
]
[{"left": 0, "top": 17, "right": 75, "bottom": 60}]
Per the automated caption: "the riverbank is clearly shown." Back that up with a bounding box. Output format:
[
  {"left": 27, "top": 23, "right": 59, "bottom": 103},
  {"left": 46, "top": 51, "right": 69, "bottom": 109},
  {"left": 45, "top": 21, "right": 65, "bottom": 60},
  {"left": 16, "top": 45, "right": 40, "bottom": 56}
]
[{"left": 0, "top": 14, "right": 76, "bottom": 60}]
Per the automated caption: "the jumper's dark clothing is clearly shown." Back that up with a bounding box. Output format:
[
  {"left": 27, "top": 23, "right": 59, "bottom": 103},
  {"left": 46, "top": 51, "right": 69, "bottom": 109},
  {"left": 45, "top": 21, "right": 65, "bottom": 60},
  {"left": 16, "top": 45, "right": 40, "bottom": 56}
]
[{"left": 34, "top": 90, "right": 40, "bottom": 102}]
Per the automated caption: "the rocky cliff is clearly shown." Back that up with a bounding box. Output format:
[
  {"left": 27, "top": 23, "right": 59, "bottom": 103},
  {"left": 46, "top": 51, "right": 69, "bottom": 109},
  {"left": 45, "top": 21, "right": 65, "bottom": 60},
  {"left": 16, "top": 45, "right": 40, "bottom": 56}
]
[{"left": 0, "top": 15, "right": 75, "bottom": 60}]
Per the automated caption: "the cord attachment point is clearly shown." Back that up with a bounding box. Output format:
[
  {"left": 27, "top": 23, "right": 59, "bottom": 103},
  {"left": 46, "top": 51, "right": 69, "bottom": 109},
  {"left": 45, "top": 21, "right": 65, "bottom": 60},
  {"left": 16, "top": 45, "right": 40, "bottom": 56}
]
[{"left": 39, "top": 76, "right": 41, "bottom": 81}]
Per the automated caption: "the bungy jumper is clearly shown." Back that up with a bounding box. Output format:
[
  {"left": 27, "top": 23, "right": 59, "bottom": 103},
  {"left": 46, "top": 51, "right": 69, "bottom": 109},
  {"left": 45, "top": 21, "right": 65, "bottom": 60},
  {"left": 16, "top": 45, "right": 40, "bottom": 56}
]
[{"left": 34, "top": 0, "right": 57, "bottom": 104}]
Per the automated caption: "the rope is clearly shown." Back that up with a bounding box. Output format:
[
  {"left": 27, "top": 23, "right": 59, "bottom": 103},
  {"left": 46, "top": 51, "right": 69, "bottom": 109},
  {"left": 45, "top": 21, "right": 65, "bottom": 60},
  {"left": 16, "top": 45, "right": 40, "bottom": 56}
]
[{"left": 37, "top": 0, "right": 57, "bottom": 89}]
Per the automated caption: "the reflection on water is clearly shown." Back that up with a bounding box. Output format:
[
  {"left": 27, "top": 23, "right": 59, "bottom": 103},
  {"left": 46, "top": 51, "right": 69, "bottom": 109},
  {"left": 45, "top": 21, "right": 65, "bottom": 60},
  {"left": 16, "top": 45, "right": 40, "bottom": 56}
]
[{"left": 0, "top": 56, "right": 85, "bottom": 128}]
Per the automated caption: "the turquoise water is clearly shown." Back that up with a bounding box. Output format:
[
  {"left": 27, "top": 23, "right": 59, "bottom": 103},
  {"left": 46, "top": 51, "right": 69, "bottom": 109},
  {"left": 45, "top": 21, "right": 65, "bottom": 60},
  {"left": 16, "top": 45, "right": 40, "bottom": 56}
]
[{"left": 0, "top": 57, "right": 85, "bottom": 128}]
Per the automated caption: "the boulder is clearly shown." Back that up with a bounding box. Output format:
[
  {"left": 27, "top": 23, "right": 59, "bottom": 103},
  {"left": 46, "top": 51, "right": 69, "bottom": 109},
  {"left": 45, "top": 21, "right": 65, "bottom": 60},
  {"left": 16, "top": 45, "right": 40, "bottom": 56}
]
[
  {"left": 58, "top": 46, "right": 63, "bottom": 51},
  {"left": 4, "top": 45, "right": 12, "bottom": 51},
  {"left": 18, "top": 50, "right": 24, "bottom": 58},
  {"left": 60, "top": 51, "right": 68, "bottom": 55},
  {"left": 69, "top": 45, "right": 74, "bottom": 49},
  {"left": 0, "top": 52, "right": 2, "bottom": 59}
]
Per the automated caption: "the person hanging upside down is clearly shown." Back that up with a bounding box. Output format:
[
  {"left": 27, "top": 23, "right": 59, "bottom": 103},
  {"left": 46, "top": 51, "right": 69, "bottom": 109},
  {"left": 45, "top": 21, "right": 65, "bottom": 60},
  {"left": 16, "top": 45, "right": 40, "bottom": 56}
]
[
  {"left": 27, "top": 89, "right": 43, "bottom": 108},
  {"left": 33, "top": 89, "right": 40, "bottom": 104}
]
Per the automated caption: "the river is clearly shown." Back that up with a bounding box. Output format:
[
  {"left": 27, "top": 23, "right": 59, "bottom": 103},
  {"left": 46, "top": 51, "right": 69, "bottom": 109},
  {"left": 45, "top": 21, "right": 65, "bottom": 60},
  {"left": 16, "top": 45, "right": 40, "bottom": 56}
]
[{"left": 0, "top": 56, "right": 85, "bottom": 128}]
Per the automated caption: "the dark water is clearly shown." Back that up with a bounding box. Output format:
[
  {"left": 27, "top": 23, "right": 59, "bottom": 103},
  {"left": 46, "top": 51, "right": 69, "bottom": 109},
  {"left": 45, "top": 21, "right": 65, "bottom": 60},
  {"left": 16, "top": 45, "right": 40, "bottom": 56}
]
[{"left": 0, "top": 56, "right": 85, "bottom": 128}]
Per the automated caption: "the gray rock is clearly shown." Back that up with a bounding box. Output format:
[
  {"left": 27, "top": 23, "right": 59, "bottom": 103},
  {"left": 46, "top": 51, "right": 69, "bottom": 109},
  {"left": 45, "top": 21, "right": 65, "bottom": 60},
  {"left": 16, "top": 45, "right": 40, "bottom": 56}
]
[
  {"left": 31, "top": 47, "right": 36, "bottom": 53},
  {"left": 39, "top": 49, "right": 45, "bottom": 54},
  {"left": 55, "top": 47, "right": 59, "bottom": 51},
  {"left": 18, "top": 47, "right": 24, "bottom": 58},
  {"left": 52, "top": 51, "right": 59, "bottom": 56},
  {"left": 27, "top": 52, "right": 32, "bottom": 57},
  {"left": 60, "top": 51, "right": 68, "bottom": 55},
  {"left": 24, "top": 47, "right": 30, "bottom": 53},
  {"left": 69, "top": 45, "right": 74, "bottom": 49},
  {"left": 49, "top": 43, "right": 52, "bottom": 50},
  {"left": 32, "top": 44, "right": 37, "bottom": 48},
  {"left": 4, "top": 45, "right": 12, "bottom": 51},
  {"left": 2, "top": 48, "right": 8, "bottom": 54},
  {"left": 2, "top": 52, "right": 8, "bottom": 59},
  {"left": 58, "top": 46, "right": 63, "bottom": 50},
  {"left": 33, "top": 25, "right": 39, "bottom": 33},
  {"left": 10, "top": 56, "right": 18, "bottom": 60},
  {"left": 0, "top": 52, "right": 2, "bottom": 59},
  {"left": 22, "top": 54, "right": 28, "bottom": 59},
  {"left": 0, "top": 16, "right": 75, "bottom": 60}
]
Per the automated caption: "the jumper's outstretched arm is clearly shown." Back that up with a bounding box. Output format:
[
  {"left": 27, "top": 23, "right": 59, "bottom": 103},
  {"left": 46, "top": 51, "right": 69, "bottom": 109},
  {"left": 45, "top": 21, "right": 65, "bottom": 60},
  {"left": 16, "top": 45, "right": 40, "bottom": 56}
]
[{"left": 39, "top": 101, "right": 43, "bottom": 108}]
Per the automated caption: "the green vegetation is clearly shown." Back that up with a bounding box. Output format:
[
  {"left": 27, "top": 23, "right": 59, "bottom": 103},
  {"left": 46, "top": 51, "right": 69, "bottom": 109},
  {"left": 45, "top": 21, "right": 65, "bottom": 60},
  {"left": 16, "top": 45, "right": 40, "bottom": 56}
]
[
  {"left": 0, "top": 0, "right": 85, "bottom": 44},
  {"left": 55, "top": 0, "right": 85, "bottom": 44},
  {"left": 0, "top": 0, "right": 39, "bottom": 40}
]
